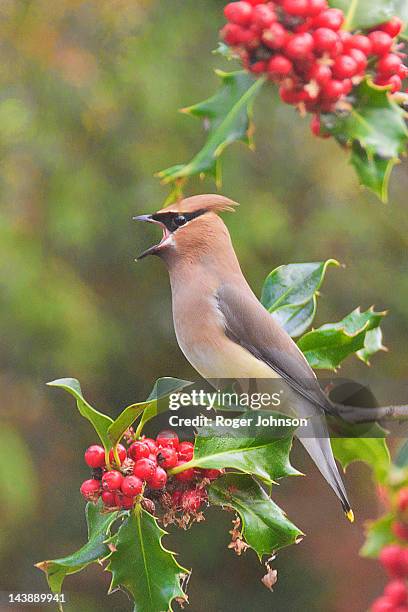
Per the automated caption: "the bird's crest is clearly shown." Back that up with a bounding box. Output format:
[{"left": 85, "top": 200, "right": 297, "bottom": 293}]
[{"left": 157, "top": 194, "right": 238, "bottom": 215}]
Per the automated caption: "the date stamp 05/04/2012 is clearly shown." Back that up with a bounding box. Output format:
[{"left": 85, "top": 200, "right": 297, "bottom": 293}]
[{"left": 1, "top": 593, "right": 67, "bottom": 607}]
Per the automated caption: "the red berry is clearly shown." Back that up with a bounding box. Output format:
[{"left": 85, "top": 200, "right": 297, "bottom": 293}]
[
  {"left": 342, "top": 78, "right": 353, "bottom": 94},
  {"left": 398, "top": 64, "right": 408, "bottom": 79},
  {"left": 279, "top": 85, "right": 302, "bottom": 104},
  {"left": 171, "top": 490, "right": 183, "bottom": 509},
  {"left": 148, "top": 453, "right": 158, "bottom": 464},
  {"left": 371, "top": 597, "right": 398, "bottom": 612},
  {"left": 268, "top": 55, "right": 293, "bottom": 78},
  {"left": 332, "top": 54, "right": 359, "bottom": 79},
  {"left": 109, "top": 444, "right": 127, "bottom": 466},
  {"left": 309, "top": 63, "right": 332, "bottom": 83},
  {"left": 156, "top": 430, "right": 179, "bottom": 450},
  {"left": 101, "top": 491, "right": 116, "bottom": 507},
  {"left": 203, "top": 469, "right": 224, "bottom": 480},
  {"left": 149, "top": 466, "right": 168, "bottom": 490},
  {"left": 393, "top": 521, "right": 408, "bottom": 542},
  {"left": 375, "top": 74, "right": 402, "bottom": 92},
  {"left": 313, "top": 8, "right": 344, "bottom": 30},
  {"left": 157, "top": 446, "right": 178, "bottom": 469},
  {"left": 121, "top": 475, "right": 143, "bottom": 497},
  {"left": 262, "top": 22, "right": 288, "bottom": 49},
  {"left": 252, "top": 3, "right": 276, "bottom": 27},
  {"left": 344, "top": 34, "right": 372, "bottom": 55},
  {"left": 379, "top": 545, "right": 407, "bottom": 578},
  {"left": 174, "top": 460, "right": 195, "bottom": 482},
  {"left": 369, "top": 31, "right": 393, "bottom": 56},
  {"left": 310, "top": 114, "right": 330, "bottom": 138},
  {"left": 376, "top": 53, "right": 403, "bottom": 76},
  {"left": 133, "top": 458, "right": 157, "bottom": 481},
  {"left": 221, "top": 23, "right": 241, "bottom": 46},
  {"left": 284, "top": 33, "right": 314, "bottom": 59},
  {"left": 322, "top": 79, "right": 345, "bottom": 100},
  {"left": 247, "top": 0, "right": 267, "bottom": 4},
  {"left": 178, "top": 441, "right": 194, "bottom": 461},
  {"left": 128, "top": 441, "right": 150, "bottom": 461},
  {"left": 102, "top": 470, "right": 123, "bottom": 492},
  {"left": 348, "top": 48, "right": 368, "bottom": 73},
  {"left": 397, "top": 489, "right": 408, "bottom": 512},
  {"left": 313, "top": 28, "right": 339, "bottom": 53},
  {"left": 283, "top": 0, "right": 309, "bottom": 17},
  {"left": 84, "top": 445, "right": 106, "bottom": 469},
  {"left": 181, "top": 489, "right": 204, "bottom": 512},
  {"left": 142, "top": 438, "right": 158, "bottom": 453},
  {"left": 384, "top": 580, "right": 408, "bottom": 606},
  {"left": 115, "top": 493, "right": 134, "bottom": 509},
  {"left": 224, "top": 2, "right": 253, "bottom": 26},
  {"left": 249, "top": 60, "right": 267, "bottom": 74},
  {"left": 80, "top": 479, "right": 101, "bottom": 501},
  {"left": 306, "top": 0, "right": 328, "bottom": 17},
  {"left": 378, "top": 17, "right": 403, "bottom": 39}
]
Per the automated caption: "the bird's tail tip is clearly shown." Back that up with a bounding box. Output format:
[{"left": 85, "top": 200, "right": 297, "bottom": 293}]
[{"left": 345, "top": 509, "right": 355, "bottom": 523}]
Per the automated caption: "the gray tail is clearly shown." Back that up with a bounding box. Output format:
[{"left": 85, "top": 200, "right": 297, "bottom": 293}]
[{"left": 296, "top": 401, "right": 353, "bottom": 521}]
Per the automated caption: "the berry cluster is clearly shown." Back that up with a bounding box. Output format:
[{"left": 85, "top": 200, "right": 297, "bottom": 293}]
[
  {"left": 371, "top": 489, "right": 408, "bottom": 612},
  {"left": 220, "top": 1, "right": 407, "bottom": 137},
  {"left": 80, "top": 430, "right": 223, "bottom": 524}
]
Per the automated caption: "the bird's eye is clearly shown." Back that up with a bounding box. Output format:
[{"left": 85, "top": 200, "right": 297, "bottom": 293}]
[{"left": 174, "top": 215, "right": 187, "bottom": 227}]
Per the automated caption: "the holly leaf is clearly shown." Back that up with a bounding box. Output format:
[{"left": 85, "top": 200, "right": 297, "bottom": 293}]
[
  {"left": 261, "top": 260, "right": 339, "bottom": 338},
  {"left": 108, "top": 377, "right": 191, "bottom": 446},
  {"left": 330, "top": 0, "right": 408, "bottom": 30},
  {"left": 107, "top": 507, "right": 188, "bottom": 612},
  {"left": 395, "top": 439, "right": 408, "bottom": 467},
  {"left": 331, "top": 437, "right": 390, "bottom": 483},
  {"left": 36, "top": 502, "right": 119, "bottom": 594},
  {"left": 350, "top": 143, "right": 398, "bottom": 204},
  {"left": 357, "top": 327, "right": 388, "bottom": 365},
  {"left": 47, "top": 378, "right": 113, "bottom": 451},
  {"left": 209, "top": 473, "right": 302, "bottom": 559},
  {"left": 322, "top": 80, "right": 408, "bottom": 202},
  {"left": 157, "top": 70, "right": 264, "bottom": 189},
  {"left": 171, "top": 414, "right": 300, "bottom": 483},
  {"left": 297, "top": 307, "right": 386, "bottom": 370},
  {"left": 361, "top": 513, "right": 395, "bottom": 558}
]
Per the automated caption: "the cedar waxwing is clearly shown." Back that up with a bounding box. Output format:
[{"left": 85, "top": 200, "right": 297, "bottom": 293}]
[{"left": 135, "top": 194, "right": 353, "bottom": 521}]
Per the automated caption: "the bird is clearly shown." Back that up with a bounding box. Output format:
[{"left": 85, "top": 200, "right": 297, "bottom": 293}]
[{"left": 134, "top": 193, "right": 353, "bottom": 521}]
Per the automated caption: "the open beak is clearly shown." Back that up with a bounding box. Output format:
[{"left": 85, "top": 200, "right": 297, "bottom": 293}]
[{"left": 133, "top": 214, "right": 171, "bottom": 260}]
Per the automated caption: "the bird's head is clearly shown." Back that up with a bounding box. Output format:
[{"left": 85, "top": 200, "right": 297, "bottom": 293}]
[{"left": 134, "top": 194, "right": 238, "bottom": 264}]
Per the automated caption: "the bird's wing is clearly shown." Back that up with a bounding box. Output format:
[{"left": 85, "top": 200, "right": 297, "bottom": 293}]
[
  {"left": 217, "top": 282, "right": 352, "bottom": 517},
  {"left": 216, "top": 282, "right": 333, "bottom": 414}
]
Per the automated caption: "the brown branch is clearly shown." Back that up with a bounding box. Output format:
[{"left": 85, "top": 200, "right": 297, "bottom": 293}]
[{"left": 333, "top": 403, "right": 408, "bottom": 424}]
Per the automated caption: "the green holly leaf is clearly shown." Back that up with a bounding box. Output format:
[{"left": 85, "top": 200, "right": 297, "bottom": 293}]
[
  {"left": 107, "top": 507, "right": 188, "bottom": 612},
  {"left": 170, "top": 414, "right": 300, "bottom": 483},
  {"left": 261, "top": 260, "right": 339, "bottom": 338},
  {"left": 47, "top": 378, "right": 113, "bottom": 451},
  {"left": 330, "top": 0, "right": 408, "bottom": 30},
  {"left": 209, "top": 473, "right": 302, "bottom": 559},
  {"left": 322, "top": 80, "right": 408, "bottom": 202},
  {"left": 361, "top": 513, "right": 395, "bottom": 558},
  {"left": 395, "top": 439, "right": 408, "bottom": 467},
  {"left": 297, "top": 307, "right": 386, "bottom": 370},
  {"left": 331, "top": 437, "right": 390, "bottom": 483},
  {"left": 157, "top": 70, "right": 264, "bottom": 189},
  {"left": 357, "top": 327, "right": 388, "bottom": 365},
  {"left": 36, "top": 502, "right": 120, "bottom": 594},
  {"left": 108, "top": 377, "right": 192, "bottom": 446},
  {"left": 350, "top": 142, "right": 398, "bottom": 204}
]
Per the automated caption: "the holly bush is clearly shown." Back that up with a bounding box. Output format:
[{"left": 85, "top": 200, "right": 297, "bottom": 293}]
[
  {"left": 37, "top": 260, "right": 392, "bottom": 611},
  {"left": 158, "top": 0, "right": 408, "bottom": 203}
]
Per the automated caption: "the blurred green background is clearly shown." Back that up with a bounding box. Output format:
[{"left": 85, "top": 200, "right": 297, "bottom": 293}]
[{"left": 1, "top": 1, "right": 408, "bottom": 610}]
